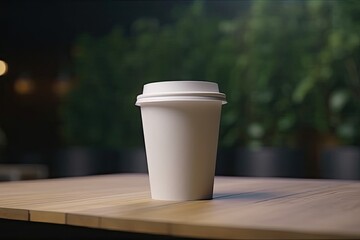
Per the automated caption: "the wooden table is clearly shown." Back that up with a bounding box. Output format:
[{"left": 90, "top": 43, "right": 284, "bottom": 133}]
[{"left": 0, "top": 174, "right": 359, "bottom": 239}]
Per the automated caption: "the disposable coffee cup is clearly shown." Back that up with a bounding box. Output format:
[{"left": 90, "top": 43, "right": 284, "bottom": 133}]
[{"left": 136, "top": 81, "right": 226, "bottom": 200}]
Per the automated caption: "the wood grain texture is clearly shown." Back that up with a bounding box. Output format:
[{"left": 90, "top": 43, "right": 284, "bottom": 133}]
[{"left": 0, "top": 174, "right": 359, "bottom": 239}]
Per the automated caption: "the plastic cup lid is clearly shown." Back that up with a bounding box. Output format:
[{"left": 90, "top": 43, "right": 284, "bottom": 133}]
[{"left": 136, "top": 81, "right": 227, "bottom": 106}]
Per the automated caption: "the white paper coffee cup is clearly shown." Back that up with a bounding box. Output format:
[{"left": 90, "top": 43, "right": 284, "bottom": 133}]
[{"left": 136, "top": 81, "right": 226, "bottom": 200}]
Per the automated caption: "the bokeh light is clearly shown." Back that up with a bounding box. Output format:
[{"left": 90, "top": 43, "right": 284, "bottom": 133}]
[
  {"left": 53, "top": 73, "right": 72, "bottom": 96},
  {"left": 14, "top": 77, "right": 34, "bottom": 95},
  {"left": 0, "top": 60, "right": 8, "bottom": 76}
]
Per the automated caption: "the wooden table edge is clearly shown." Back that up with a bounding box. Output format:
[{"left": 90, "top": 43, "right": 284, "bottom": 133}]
[{"left": 65, "top": 212, "right": 360, "bottom": 240}]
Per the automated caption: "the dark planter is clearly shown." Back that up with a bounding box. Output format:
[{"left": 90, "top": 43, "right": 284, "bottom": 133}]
[
  {"left": 111, "top": 148, "right": 148, "bottom": 174},
  {"left": 235, "top": 147, "right": 305, "bottom": 178},
  {"left": 320, "top": 146, "right": 360, "bottom": 180},
  {"left": 50, "top": 147, "right": 112, "bottom": 178},
  {"left": 3, "top": 150, "right": 45, "bottom": 165},
  {"left": 0, "top": 149, "right": 6, "bottom": 163},
  {"left": 216, "top": 148, "right": 235, "bottom": 176}
]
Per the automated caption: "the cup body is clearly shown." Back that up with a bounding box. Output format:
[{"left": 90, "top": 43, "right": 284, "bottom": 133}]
[{"left": 136, "top": 81, "right": 226, "bottom": 200}]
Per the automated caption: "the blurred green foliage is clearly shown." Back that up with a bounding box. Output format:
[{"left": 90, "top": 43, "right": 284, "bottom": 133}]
[
  {"left": 61, "top": 0, "right": 360, "bottom": 149},
  {"left": 60, "top": 29, "right": 142, "bottom": 148},
  {"left": 222, "top": 0, "right": 360, "bottom": 148}
]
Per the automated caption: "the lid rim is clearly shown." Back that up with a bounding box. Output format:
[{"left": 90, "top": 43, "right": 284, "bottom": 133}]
[
  {"left": 136, "top": 98, "right": 227, "bottom": 106},
  {"left": 137, "top": 91, "right": 226, "bottom": 100},
  {"left": 136, "top": 95, "right": 227, "bottom": 106}
]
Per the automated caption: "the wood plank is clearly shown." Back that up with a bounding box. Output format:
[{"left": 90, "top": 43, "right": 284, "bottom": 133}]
[
  {"left": 101, "top": 217, "right": 169, "bottom": 235},
  {"left": 0, "top": 207, "right": 28, "bottom": 221},
  {"left": 30, "top": 210, "right": 65, "bottom": 224},
  {"left": 66, "top": 213, "right": 100, "bottom": 228},
  {"left": 169, "top": 224, "right": 347, "bottom": 240}
]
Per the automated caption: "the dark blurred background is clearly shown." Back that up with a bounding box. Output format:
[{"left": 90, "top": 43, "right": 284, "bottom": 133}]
[{"left": 0, "top": 0, "right": 359, "bottom": 181}]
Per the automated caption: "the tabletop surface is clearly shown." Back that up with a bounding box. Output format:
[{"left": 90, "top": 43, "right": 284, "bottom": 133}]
[{"left": 0, "top": 174, "right": 359, "bottom": 239}]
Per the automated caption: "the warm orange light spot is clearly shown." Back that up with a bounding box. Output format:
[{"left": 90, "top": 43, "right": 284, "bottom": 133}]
[
  {"left": 0, "top": 60, "right": 8, "bottom": 76},
  {"left": 14, "top": 77, "right": 34, "bottom": 95},
  {"left": 54, "top": 80, "right": 71, "bottom": 96}
]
